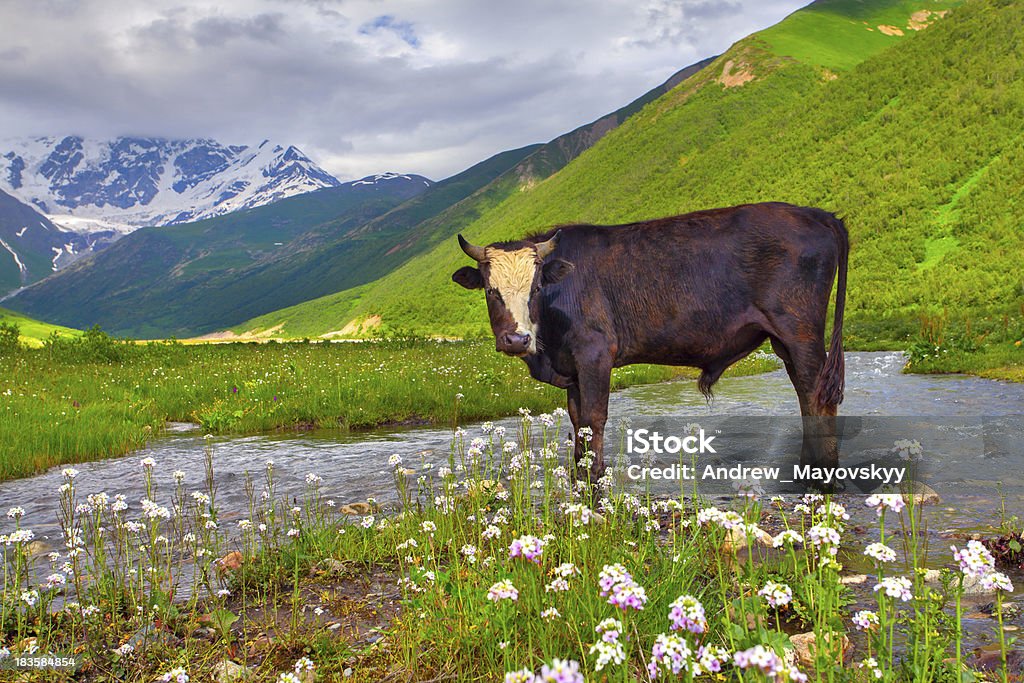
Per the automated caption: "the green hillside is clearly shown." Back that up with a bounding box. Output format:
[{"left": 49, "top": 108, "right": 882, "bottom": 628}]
[
  {"left": 240, "top": 0, "right": 1024, "bottom": 350},
  {"left": 0, "top": 306, "right": 79, "bottom": 347}
]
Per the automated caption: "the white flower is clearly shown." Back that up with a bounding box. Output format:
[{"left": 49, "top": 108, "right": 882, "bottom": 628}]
[
  {"left": 6, "top": 506, "right": 25, "bottom": 519},
  {"left": 864, "top": 543, "right": 897, "bottom": 564},
  {"left": 980, "top": 571, "right": 1014, "bottom": 593},
  {"left": 874, "top": 576, "right": 913, "bottom": 601},
  {"left": 140, "top": 457, "right": 156, "bottom": 469},
  {"left": 758, "top": 581, "right": 793, "bottom": 608}
]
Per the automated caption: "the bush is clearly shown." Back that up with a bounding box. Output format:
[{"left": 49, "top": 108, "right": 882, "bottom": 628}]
[{"left": 0, "top": 322, "right": 21, "bottom": 355}]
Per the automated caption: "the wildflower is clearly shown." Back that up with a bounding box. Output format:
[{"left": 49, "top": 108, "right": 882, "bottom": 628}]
[
  {"left": 113, "top": 643, "right": 134, "bottom": 657},
  {"left": 540, "top": 607, "right": 561, "bottom": 621},
  {"left": 817, "top": 502, "right": 850, "bottom": 521},
  {"left": 758, "top": 581, "right": 793, "bottom": 609},
  {"left": 304, "top": 473, "right": 323, "bottom": 486},
  {"left": 980, "top": 571, "right": 1014, "bottom": 593},
  {"left": 217, "top": 589, "right": 231, "bottom": 597},
  {"left": 487, "top": 579, "right": 519, "bottom": 602},
  {"left": 158, "top": 668, "right": 189, "bottom": 683},
  {"left": 892, "top": 439, "right": 923, "bottom": 461},
  {"left": 21, "top": 589, "right": 39, "bottom": 607},
  {"left": 807, "top": 524, "right": 841, "bottom": 553},
  {"left": 388, "top": 454, "right": 403, "bottom": 468},
  {"left": 733, "top": 478, "right": 766, "bottom": 500},
  {"left": 733, "top": 645, "right": 783, "bottom": 676},
  {"left": 505, "top": 669, "right": 537, "bottom": 683},
  {"left": 62, "top": 467, "right": 79, "bottom": 479},
  {"left": 293, "top": 657, "right": 315, "bottom": 674},
  {"left": 421, "top": 520, "right": 437, "bottom": 535},
  {"left": 460, "top": 544, "right": 478, "bottom": 564},
  {"left": 6, "top": 506, "right": 25, "bottom": 519},
  {"left": 277, "top": 674, "right": 301, "bottom": 683},
  {"left": 545, "top": 578, "right": 570, "bottom": 592},
  {"left": 648, "top": 633, "right": 693, "bottom": 678},
  {"left": 693, "top": 645, "right": 730, "bottom": 676},
  {"left": 607, "top": 579, "right": 648, "bottom": 611},
  {"left": 45, "top": 573, "right": 66, "bottom": 589},
  {"left": 141, "top": 457, "right": 156, "bottom": 469},
  {"left": 589, "top": 640, "right": 625, "bottom": 671},
  {"left": 173, "top": 470, "right": 186, "bottom": 484},
  {"left": 859, "top": 657, "right": 883, "bottom": 680},
  {"left": 538, "top": 658, "right": 584, "bottom": 683},
  {"left": 864, "top": 542, "right": 897, "bottom": 564},
  {"left": 552, "top": 563, "right": 578, "bottom": 578},
  {"left": 509, "top": 535, "right": 546, "bottom": 564},
  {"left": 772, "top": 530, "right": 804, "bottom": 547},
  {"left": 578, "top": 426, "right": 593, "bottom": 440},
  {"left": 287, "top": 527, "right": 301, "bottom": 538},
  {"left": 668, "top": 594, "right": 707, "bottom": 633},
  {"left": 483, "top": 524, "right": 502, "bottom": 539},
  {"left": 874, "top": 576, "right": 913, "bottom": 602},
  {"left": 361, "top": 516, "right": 375, "bottom": 529},
  {"left": 598, "top": 563, "right": 632, "bottom": 594},
  {"left": 852, "top": 610, "right": 879, "bottom": 630},
  {"left": 864, "top": 493, "right": 905, "bottom": 516},
  {"left": 238, "top": 519, "right": 253, "bottom": 531},
  {"left": 951, "top": 540, "right": 996, "bottom": 578}
]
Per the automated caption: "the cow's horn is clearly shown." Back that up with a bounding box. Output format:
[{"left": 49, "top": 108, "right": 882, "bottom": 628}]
[
  {"left": 458, "top": 234, "right": 486, "bottom": 261},
  {"left": 535, "top": 230, "right": 561, "bottom": 259}
]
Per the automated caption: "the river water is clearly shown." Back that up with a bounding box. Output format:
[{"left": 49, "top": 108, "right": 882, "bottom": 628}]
[{"left": 4, "top": 352, "right": 1022, "bottom": 542}]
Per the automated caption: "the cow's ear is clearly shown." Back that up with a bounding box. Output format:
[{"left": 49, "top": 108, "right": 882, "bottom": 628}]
[
  {"left": 452, "top": 266, "right": 484, "bottom": 289},
  {"left": 542, "top": 258, "right": 574, "bottom": 285}
]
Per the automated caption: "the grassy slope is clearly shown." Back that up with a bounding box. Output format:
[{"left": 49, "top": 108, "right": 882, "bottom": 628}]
[
  {"left": 0, "top": 306, "right": 79, "bottom": 346},
  {"left": 246, "top": 0, "right": 1024, "bottom": 348}
]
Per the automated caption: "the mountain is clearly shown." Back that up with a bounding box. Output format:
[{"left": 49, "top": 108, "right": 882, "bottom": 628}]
[
  {"left": 0, "top": 189, "right": 119, "bottom": 294},
  {"left": 2, "top": 56, "right": 713, "bottom": 337},
  {"left": 0, "top": 136, "right": 342, "bottom": 233},
  {"left": 236, "top": 0, "right": 1021, "bottom": 347},
  {"left": 4, "top": 173, "right": 433, "bottom": 337}
]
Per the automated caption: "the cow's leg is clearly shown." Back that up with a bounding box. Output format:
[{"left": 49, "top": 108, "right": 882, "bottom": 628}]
[
  {"left": 791, "top": 342, "right": 839, "bottom": 470},
  {"left": 772, "top": 336, "right": 838, "bottom": 470},
  {"left": 573, "top": 356, "right": 613, "bottom": 483}
]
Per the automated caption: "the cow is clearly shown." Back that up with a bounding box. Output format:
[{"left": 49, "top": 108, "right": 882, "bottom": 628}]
[{"left": 452, "top": 202, "right": 848, "bottom": 482}]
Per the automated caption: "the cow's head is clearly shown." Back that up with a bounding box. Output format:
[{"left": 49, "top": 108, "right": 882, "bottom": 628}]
[{"left": 452, "top": 232, "right": 574, "bottom": 356}]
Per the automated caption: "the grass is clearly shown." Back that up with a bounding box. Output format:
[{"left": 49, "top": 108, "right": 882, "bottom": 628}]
[
  {"left": 0, "top": 413, "right": 1017, "bottom": 681},
  {"left": 0, "top": 328, "right": 779, "bottom": 482}
]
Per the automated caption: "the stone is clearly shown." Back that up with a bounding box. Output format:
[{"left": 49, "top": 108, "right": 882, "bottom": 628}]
[
  {"left": 877, "top": 481, "right": 940, "bottom": 506},
  {"left": 218, "top": 551, "right": 244, "bottom": 571},
  {"left": 788, "top": 631, "right": 851, "bottom": 668},
  {"left": 839, "top": 574, "right": 868, "bottom": 585},
  {"left": 924, "top": 569, "right": 1001, "bottom": 595},
  {"left": 340, "top": 502, "right": 373, "bottom": 515},
  {"left": 721, "top": 525, "right": 773, "bottom": 553},
  {"left": 318, "top": 558, "right": 347, "bottom": 574},
  {"left": 212, "top": 660, "right": 248, "bottom": 683}
]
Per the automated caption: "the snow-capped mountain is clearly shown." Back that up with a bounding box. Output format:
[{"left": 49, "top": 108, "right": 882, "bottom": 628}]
[{"left": 0, "top": 136, "right": 342, "bottom": 233}]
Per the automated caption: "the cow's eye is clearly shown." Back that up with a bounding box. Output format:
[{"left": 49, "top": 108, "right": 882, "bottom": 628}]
[{"left": 486, "top": 287, "right": 498, "bottom": 297}]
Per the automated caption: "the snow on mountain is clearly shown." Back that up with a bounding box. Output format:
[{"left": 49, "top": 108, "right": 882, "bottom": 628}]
[{"left": 0, "top": 136, "right": 342, "bottom": 233}]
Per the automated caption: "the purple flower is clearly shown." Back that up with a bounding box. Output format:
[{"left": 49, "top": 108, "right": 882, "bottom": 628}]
[
  {"left": 487, "top": 579, "right": 519, "bottom": 602},
  {"left": 538, "top": 659, "right": 584, "bottom": 683},
  {"left": 668, "top": 594, "right": 707, "bottom": 633},
  {"left": 873, "top": 576, "right": 913, "bottom": 602},
  {"left": 509, "top": 535, "right": 546, "bottom": 564},
  {"left": 647, "top": 633, "right": 693, "bottom": 678}
]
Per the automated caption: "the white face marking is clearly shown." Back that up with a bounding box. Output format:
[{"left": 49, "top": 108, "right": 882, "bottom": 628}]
[{"left": 486, "top": 247, "right": 539, "bottom": 353}]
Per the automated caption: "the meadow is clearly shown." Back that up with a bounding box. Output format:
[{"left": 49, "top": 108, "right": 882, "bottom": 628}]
[
  {"left": 0, "top": 413, "right": 1018, "bottom": 682},
  {"left": 0, "top": 325, "right": 778, "bottom": 482}
]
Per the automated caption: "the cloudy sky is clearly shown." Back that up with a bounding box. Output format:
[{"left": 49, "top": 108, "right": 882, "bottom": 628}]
[{"left": 0, "top": 0, "right": 807, "bottom": 181}]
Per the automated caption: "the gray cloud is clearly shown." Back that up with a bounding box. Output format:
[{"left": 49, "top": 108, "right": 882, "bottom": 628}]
[{"left": 0, "top": 0, "right": 807, "bottom": 180}]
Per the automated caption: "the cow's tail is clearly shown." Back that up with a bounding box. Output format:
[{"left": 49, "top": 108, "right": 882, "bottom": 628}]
[{"left": 812, "top": 213, "right": 848, "bottom": 413}]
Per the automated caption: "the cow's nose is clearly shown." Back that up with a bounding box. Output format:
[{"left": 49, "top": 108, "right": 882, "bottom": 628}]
[{"left": 500, "top": 332, "right": 531, "bottom": 354}]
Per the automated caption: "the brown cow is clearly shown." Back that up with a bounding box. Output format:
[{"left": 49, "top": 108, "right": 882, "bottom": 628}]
[{"left": 453, "top": 202, "right": 848, "bottom": 481}]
